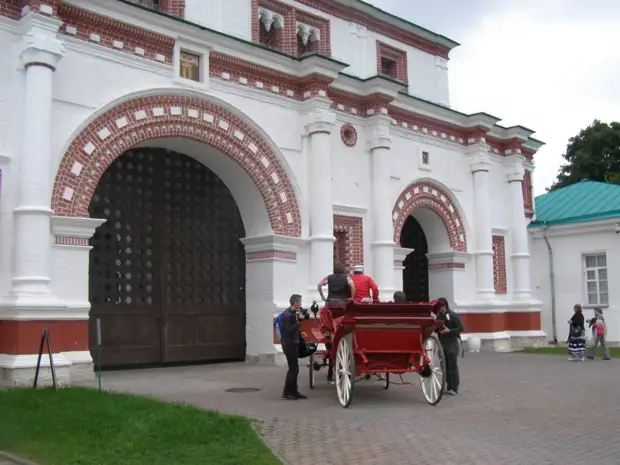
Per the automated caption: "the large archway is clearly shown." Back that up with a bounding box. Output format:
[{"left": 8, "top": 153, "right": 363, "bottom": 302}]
[
  {"left": 50, "top": 91, "right": 304, "bottom": 368},
  {"left": 88, "top": 147, "right": 246, "bottom": 368},
  {"left": 51, "top": 92, "right": 302, "bottom": 237}
]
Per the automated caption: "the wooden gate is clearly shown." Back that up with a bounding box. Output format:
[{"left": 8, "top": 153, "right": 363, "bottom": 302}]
[
  {"left": 88, "top": 148, "right": 246, "bottom": 368},
  {"left": 400, "top": 216, "right": 430, "bottom": 302}
]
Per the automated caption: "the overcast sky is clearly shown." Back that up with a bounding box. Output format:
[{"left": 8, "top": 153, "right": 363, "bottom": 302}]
[{"left": 366, "top": 0, "right": 620, "bottom": 195}]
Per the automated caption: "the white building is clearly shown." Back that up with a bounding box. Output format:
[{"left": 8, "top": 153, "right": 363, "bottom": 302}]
[
  {"left": 0, "top": 0, "right": 545, "bottom": 385},
  {"left": 529, "top": 180, "right": 620, "bottom": 345}
]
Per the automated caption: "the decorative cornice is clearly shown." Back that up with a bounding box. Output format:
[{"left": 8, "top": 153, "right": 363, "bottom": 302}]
[
  {"left": 332, "top": 203, "right": 367, "bottom": 217},
  {"left": 240, "top": 234, "right": 308, "bottom": 254},
  {"left": 426, "top": 251, "right": 471, "bottom": 265},
  {"left": 529, "top": 218, "right": 620, "bottom": 238},
  {"left": 394, "top": 247, "right": 414, "bottom": 263},
  {"left": 51, "top": 216, "right": 106, "bottom": 239}
]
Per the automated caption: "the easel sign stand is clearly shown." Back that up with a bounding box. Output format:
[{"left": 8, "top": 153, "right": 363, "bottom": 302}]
[{"left": 33, "top": 329, "right": 57, "bottom": 390}]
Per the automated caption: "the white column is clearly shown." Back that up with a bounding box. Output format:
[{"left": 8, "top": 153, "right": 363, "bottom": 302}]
[
  {"left": 8, "top": 13, "right": 65, "bottom": 308},
  {"left": 504, "top": 155, "right": 532, "bottom": 299},
  {"left": 369, "top": 116, "right": 395, "bottom": 298},
  {"left": 303, "top": 98, "right": 336, "bottom": 288},
  {"left": 468, "top": 145, "right": 495, "bottom": 299}
]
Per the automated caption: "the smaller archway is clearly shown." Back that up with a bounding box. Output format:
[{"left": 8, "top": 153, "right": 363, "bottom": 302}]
[{"left": 393, "top": 180, "right": 468, "bottom": 302}]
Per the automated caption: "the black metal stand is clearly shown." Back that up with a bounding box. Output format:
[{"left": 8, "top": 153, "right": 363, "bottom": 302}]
[{"left": 33, "top": 329, "right": 57, "bottom": 390}]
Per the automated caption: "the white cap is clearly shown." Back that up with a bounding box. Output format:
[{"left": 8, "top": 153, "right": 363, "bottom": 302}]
[{"left": 352, "top": 264, "right": 364, "bottom": 272}]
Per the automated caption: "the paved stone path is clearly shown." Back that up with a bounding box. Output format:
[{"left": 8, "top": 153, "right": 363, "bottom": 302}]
[{"left": 75, "top": 353, "right": 619, "bottom": 465}]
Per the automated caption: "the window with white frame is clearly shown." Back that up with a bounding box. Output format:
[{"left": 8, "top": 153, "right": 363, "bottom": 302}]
[{"left": 584, "top": 253, "right": 608, "bottom": 306}]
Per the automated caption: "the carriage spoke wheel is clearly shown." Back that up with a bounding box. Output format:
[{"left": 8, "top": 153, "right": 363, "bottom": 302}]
[
  {"left": 419, "top": 335, "right": 446, "bottom": 406},
  {"left": 335, "top": 334, "right": 355, "bottom": 408},
  {"left": 309, "top": 353, "right": 316, "bottom": 389}
]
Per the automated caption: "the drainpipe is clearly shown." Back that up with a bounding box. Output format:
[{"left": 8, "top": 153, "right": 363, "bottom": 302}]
[{"left": 542, "top": 224, "right": 558, "bottom": 343}]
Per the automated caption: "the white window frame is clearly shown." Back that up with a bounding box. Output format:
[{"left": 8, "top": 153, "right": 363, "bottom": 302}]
[{"left": 582, "top": 252, "right": 608, "bottom": 308}]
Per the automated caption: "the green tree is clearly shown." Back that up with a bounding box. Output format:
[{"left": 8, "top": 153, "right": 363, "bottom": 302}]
[{"left": 549, "top": 119, "right": 620, "bottom": 191}]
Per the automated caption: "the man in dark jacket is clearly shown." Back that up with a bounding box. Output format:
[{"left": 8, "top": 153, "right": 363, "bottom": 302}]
[
  {"left": 280, "top": 294, "right": 307, "bottom": 400},
  {"left": 436, "top": 297, "right": 464, "bottom": 396}
]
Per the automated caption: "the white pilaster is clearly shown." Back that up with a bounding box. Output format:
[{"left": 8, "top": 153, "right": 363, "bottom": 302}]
[
  {"left": 303, "top": 98, "right": 336, "bottom": 288},
  {"left": 504, "top": 154, "right": 532, "bottom": 299},
  {"left": 241, "top": 235, "right": 307, "bottom": 364},
  {"left": 368, "top": 115, "right": 395, "bottom": 299},
  {"left": 393, "top": 246, "right": 413, "bottom": 294},
  {"left": 6, "top": 12, "right": 65, "bottom": 311},
  {"left": 468, "top": 144, "right": 495, "bottom": 299}
]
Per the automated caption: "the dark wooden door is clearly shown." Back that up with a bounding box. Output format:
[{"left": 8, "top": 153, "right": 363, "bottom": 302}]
[
  {"left": 89, "top": 148, "right": 246, "bottom": 369},
  {"left": 400, "top": 215, "right": 429, "bottom": 302}
]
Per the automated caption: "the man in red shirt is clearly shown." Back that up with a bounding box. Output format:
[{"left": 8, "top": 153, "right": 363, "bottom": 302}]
[{"left": 350, "top": 265, "right": 379, "bottom": 303}]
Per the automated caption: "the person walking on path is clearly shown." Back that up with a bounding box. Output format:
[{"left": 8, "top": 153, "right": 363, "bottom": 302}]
[
  {"left": 280, "top": 294, "right": 307, "bottom": 400},
  {"left": 436, "top": 297, "right": 464, "bottom": 396},
  {"left": 567, "top": 304, "right": 586, "bottom": 361},
  {"left": 587, "top": 308, "right": 611, "bottom": 360}
]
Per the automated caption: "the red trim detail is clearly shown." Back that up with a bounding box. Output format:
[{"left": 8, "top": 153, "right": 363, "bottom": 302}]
[
  {"left": 428, "top": 262, "right": 465, "bottom": 271},
  {"left": 392, "top": 182, "right": 467, "bottom": 252},
  {"left": 0, "top": 320, "right": 89, "bottom": 355},
  {"left": 376, "top": 41, "right": 408, "bottom": 83},
  {"left": 340, "top": 123, "right": 358, "bottom": 147},
  {"left": 51, "top": 95, "right": 302, "bottom": 238},
  {"left": 523, "top": 170, "right": 534, "bottom": 218},
  {"left": 246, "top": 251, "right": 296, "bottom": 261},
  {"left": 492, "top": 235, "right": 507, "bottom": 294},
  {"left": 333, "top": 215, "right": 363, "bottom": 274}
]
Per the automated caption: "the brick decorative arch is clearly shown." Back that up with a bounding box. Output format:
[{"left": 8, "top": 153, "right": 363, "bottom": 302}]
[
  {"left": 392, "top": 181, "right": 467, "bottom": 252},
  {"left": 51, "top": 95, "right": 302, "bottom": 237}
]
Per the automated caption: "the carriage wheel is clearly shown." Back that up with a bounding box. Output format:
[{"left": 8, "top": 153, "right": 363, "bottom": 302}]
[
  {"left": 383, "top": 373, "right": 390, "bottom": 390},
  {"left": 419, "top": 335, "right": 446, "bottom": 406},
  {"left": 335, "top": 333, "right": 355, "bottom": 408},
  {"left": 309, "top": 353, "right": 316, "bottom": 389}
]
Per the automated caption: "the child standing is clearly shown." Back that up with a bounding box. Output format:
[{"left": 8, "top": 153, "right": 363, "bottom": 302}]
[{"left": 587, "top": 308, "right": 611, "bottom": 360}]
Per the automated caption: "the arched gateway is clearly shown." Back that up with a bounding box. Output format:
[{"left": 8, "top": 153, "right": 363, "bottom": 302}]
[
  {"left": 392, "top": 181, "right": 469, "bottom": 302},
  {"left": 51, "top": 92, "right": 302, "bottom": 368}
]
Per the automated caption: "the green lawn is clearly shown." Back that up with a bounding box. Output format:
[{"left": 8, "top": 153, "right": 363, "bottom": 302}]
[
  {"left": 521, "top": 346, "right": 619, "bottom": 357},
  {"left": 0, "top": 387, "right": 280, "bottom": 465}
]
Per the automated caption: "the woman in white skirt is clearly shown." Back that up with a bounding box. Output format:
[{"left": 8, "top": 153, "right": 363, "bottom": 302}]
[{"left": 567, "top": 304, "right": 586, "bottom": 361}]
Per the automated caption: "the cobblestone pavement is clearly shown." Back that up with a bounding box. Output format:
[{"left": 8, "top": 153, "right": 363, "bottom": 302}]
[{"left": 76, "top": 353, "right": 620, "bottom": 465}]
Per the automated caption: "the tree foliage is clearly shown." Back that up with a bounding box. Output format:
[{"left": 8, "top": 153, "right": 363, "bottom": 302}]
[{"left": 549, "top": 119, "right": 620, "bottom": 191}]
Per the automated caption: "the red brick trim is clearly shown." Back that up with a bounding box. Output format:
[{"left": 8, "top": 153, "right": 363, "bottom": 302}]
[
  {"left": 210, "top": 53, "right": 332, "bottom": 100},
  {"left": 340, "top": 123, "right": 357, "bottom": 147},
  {"left": 51, "top": 95, "right": 302, "bottom": 238},
  {"left": 333, "top": 215, "right": 363, "bottom": 273},
  {"left": 24, "top": 62, "right": 56, "bottom": 71},
  {"left": 392, "top": 182, "right": 467, "bottom": 252},
  {"left": 246, "top": 251, "right": 296, "bottom": 261},
  {"left": 1, "top": 0, "right": 21, "bottom": 19},
  {"left": 428, "top": 262, "right": 465, "bottom": 271},
  {"left": 55, "top": 236, "right": 90, "bottom": 246},
  {"left": 376, "top": 41, "right": 408, "bottom": 83},
  {"left": 57, "top": 3, "right": 175, "bottom": 64},
  {"left": 22, "top": 0, "right": 59, "bottom": 16},
  {"left": 492, "top": 235, "right": 507, "bottom": 294},
  {"left": 523, "top": 170, "right": 534, "bottom": 218}
]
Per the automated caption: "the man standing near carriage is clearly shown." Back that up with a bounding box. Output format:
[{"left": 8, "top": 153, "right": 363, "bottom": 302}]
[
  {"left": 436, "top": 297, "right": 464, "bottom": 396},
  {"left": 279, "top": 294, "right": 308, "bottom": 400}
]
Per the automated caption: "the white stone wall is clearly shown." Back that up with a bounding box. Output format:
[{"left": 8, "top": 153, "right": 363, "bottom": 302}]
[{"left": 530, "top": 221, "right": 620, "bottom": 344}]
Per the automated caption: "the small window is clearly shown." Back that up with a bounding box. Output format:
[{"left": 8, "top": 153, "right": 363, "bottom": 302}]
[
  {"left": 584, "top": 253, "right": 608, "bottom": 305},
  {"left": 381, "top": 57, "right": 397, "bottom": 78},
  {"left": 179, "top": 51, "right": 200, "bottom": 82},
  {"left": 421, "top": 151, "right": 430, "bottom": 165}
]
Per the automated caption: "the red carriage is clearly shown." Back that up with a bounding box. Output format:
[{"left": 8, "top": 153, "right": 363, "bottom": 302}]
[{"left": 303, "top": 300, "right": 447, "bottom": 408}]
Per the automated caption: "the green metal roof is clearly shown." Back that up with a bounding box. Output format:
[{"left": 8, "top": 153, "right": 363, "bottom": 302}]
[{"left": 529, "top": 180, "right": 620, "bottom": 227}]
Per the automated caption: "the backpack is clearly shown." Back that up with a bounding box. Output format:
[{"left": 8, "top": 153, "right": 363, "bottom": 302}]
[{"left": 274, "top": 312, "right": 285, "bottom": 343}]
